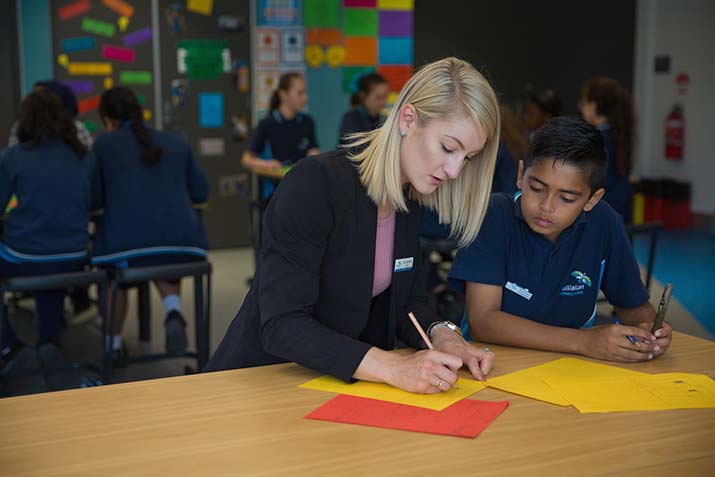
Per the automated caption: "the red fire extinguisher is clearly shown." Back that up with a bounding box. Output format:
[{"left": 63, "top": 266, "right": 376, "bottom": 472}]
[{"left": 665, "top": 104, "right": 685, "bottom": 160}]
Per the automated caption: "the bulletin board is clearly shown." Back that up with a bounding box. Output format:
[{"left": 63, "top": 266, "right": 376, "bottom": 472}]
[
  {"left": 158, "top": 0, "right": 253, "bottom": 248},
  {"left": 51, "top": 0, "right": 157, "bottom": 134},
  {"left": 51, "top": 0, "right": 253, "bottom": 248},
  {"left": 254, "top": 0, "right": 414, "bottom": 150}
]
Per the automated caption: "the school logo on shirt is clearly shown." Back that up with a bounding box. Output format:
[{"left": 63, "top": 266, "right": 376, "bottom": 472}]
[
  {"left": 297, "top": 137, "right": 310, "bottom": 151},
  {"left": 561, "top": 270, "right": 592, "bottom": 296}
]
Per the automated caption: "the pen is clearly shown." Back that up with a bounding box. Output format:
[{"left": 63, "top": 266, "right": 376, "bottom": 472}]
[
  {"left": 613, "top": 317, "right": 641, "bottom": 348},
  {"left": 408, "top": 312, "right": 458, "bottom": 390}
]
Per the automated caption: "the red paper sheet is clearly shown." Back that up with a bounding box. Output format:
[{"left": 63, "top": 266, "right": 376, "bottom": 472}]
[
  {"left": 58, "top": 0, "right": 90, "bottom": 21},
  {"left": 306, "top": 395, "right": 509, "bottom": 438}
]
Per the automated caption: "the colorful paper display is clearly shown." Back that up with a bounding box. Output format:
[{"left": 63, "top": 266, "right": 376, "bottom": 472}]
[
  {"left": 256, "top": 28, "right": 280, "bottom": 65},
  {"left": 257, "top": 0, "right": 301, "bottom": 26},
  {"left": 378, "top": 10, "right": 412, "bottom": 37},
  {"left": 377, "top": 65, "right": 412, "bottom": 91},
  {"left": 199, "top": 92, "right": 224, "bottom": 128},
  {"left": 377, "top": 0, "right": 413, "bottom": 9},
  {"left": 306, "top": 395, "right": 509, "bottom": 438},
  {"left": 102, "top": 45, "right": 136, "bottom": 63},
  {"left": 306, "top": 28, "right": 342, "bottom": 46},
  {"left": 303, "top": 0, "right": 340, "bottom": 27},
  {"left": 68, "top": 62, "right": 113, "bottom": 76},
  {"left": 81, "top": 17, "right": 116, "bottom": 38},
  {"left": 343, "top": 37, "right": 378, "bottom": 66},
  {"left": 343, "top": 8, "right": 378, "bottom": 36},
  {"left": 119, "top": 70, "right": 152, "bottom": 84},
  {"left": 61, "top": 36, "right": 96, "bottom": 53},
  {"left": 102, "top": 0, "right": 134, "bottom": 18},
  {"left": 123, "top": 27, "right": 152, "bottom": 47},
  {"left": 300, "top": 375, "right": 487, "bottom": 411},
  {"left": 57, "top": 0, "right": 91, "bottom": 21},
  {"left": 64, "top": 80, "right": 94, "bottom": 95},
  {"left": 344, "top": 0, "right": 376, "bottom": 7},
  {"left": 177, "top": 40, "right": 229, "bottom": 80},
  {"left": 187, "top": 0, "right": 214, "bottom": 16},
  {"left": 280, "top": 28, "right": 305, "bottom": 64},
  {"left": 78, "top": 95, "right": 101, "bottom": 114},
  {"left": 342, "top": 66, "right": 375, "bottom": 93},
  {"left": 378, "top": 37, "right": 413, "bottom": 65}
]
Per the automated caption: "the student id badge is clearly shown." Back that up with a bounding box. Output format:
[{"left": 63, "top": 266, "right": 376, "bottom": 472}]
[{"left": 394, "top": 257, "right": 414, "bottom": 273}]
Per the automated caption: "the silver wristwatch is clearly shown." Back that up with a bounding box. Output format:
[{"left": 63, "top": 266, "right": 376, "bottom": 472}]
[{"left": 427, "top": 320, "right": 463, "bottom": 342}]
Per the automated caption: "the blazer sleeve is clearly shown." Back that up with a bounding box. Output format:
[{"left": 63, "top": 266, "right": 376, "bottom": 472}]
[
  {"left": 396, "top": 246, "right": 440, "bottom": 349},
  {"left": 258, "top": 159, "right": 373, "bottom": 382}
]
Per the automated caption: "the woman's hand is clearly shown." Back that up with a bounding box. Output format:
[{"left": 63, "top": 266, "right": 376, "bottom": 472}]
[
  {"left": 384, "top": 349, "right": 463, "bottom": 393},
  {"left": 579, "top": 324, "right": 656, "bottom": 362},
  {"left": 431, "top": 327, "right": 496, "bottom": 381}
]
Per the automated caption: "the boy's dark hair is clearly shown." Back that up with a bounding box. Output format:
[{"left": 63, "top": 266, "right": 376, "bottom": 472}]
[
  {"left": 526, "top": 116, "right": 607, "bottom": 192},
  {"left": 100, "top": 86, "right": 163, "bottom": 166}
]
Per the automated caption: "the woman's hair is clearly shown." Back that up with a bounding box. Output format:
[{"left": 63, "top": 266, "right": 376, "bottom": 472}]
[
  {"left": 526, "top": 88, "right": 562, "bottom": 118},
  {"left": 100, "top": 86, "right": 163, "bottom": 165},
  {"left": 499, "top": 104, "right": 528, "bottom": 162},
  {"left": 269, "top": 72, "right": 303, "bottom": 111},
  {"left": 351, "top": 73, "right": 388, "bottom": 108},
  {"left": 346, "top": 57, "right": 500, "bottom": 246},
  {"left": 581, "top": 77, "right": 635, "bottom": 176},
  {"left": 16, "top": 89, "right": 86, "bottom": 158}
]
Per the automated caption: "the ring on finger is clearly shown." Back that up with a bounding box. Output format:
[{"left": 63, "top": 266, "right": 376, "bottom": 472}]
[
  {"left": 433, "top": 378, "right": 443, "bottom": 389},
  {"left": 483, "top": 347, "right": 490, "bottom": 353}
]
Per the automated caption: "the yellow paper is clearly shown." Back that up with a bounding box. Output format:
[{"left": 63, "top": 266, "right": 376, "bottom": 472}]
[
  {"left": 377, "top": 0, "right": 414, "bottom": 10},
  {"left": 68, "top": 62, "right": 113, "bottom": 76},
  {"left": 186, "top": 0, "right": 213, "bottom": 16},
  {"left": 545, "top": 373, "right": 715, "bottom": 413},
  {"left": 299, "top": 375, "right": 486, "bottom": 411},
  {"left": 486, "top": 358, "right": 646, "bottom": 406}
]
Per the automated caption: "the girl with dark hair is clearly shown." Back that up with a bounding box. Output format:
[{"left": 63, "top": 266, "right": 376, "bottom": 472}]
[
  {"left": 579, "top": 77, "right": 635, "bottom": 221},
  {"left": 242, "top": 73, "right": 319, "bottom": 201},
  {"left": 0, "top": 89, "right": 95, "bottom": 382},
  {"left": 338, "top": 73, "right": 389, "bottom": 144},
  {"left": 92, "top": 87, "right": 209, "bottom": 358},
  {"left": 523, "top": 88, "right": 562, "bottom": 135}
]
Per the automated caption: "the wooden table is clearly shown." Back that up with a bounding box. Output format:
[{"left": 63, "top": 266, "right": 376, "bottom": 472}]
[{"left": 1, "top": 331, "right": 713, "bottom": 476}]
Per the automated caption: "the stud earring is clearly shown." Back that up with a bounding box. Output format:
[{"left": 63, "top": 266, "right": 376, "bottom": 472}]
[{"left": 399, "top": 130, "right": 406, "bottom": 137}]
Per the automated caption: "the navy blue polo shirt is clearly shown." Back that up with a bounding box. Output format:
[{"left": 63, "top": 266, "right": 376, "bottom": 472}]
[
  {"left": 249, "top": 110, "right": 318, "bottom": 201},
  {"left": 448, "top": 192, "right": 649, "bottom": 332}
]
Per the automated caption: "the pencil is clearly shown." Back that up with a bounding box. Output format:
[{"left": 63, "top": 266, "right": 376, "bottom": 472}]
[
  {"left": 408, "top": 312, "right": 458, "bottom": 389},
  {"left": 613, "top": 317, "right": 641, "bottom": 348}
]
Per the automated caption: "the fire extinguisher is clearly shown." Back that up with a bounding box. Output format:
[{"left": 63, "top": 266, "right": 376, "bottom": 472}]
[{"left": 665, "top": 104, "right": 685, "bottom": 160}]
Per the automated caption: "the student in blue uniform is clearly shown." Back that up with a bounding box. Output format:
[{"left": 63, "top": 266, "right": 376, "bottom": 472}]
[
  {"left": 242, "top": 72, "right": 319, "bottom": 201},
  {"left": 338, "top": 73, "right": 389, "bottom": 145},
  {"left": 91, "top": 87, "right": 209, "bottom": 358},
  {"left": 448, "top": 117, "right": 673, "bottom": 363},
  {"left": 579, "top": 77, "right": 635, "bottom": 221},
  {"left": 0, "top": 90, "right": 94, "bottom": 378},
  {"left": 522, "top": 88, "right": 562, "bottom": 137}
]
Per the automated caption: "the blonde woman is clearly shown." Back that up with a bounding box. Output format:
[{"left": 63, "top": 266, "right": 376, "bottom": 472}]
[{"left": 206, "top": 58, "right": 500, "bottom": 394}]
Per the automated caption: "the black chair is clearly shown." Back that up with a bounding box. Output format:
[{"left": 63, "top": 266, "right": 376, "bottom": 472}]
[
  {"left": 0, "top": 270, "right": 108, "bottom": 381},
  {"left": 103, "top": 261, "right": 212, "bottom": 383}
]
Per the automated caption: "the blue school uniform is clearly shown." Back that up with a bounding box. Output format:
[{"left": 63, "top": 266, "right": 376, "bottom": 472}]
[
  {"left": 0, "top": 139, "right": 93, "bottom": 348},
  {"left": 492, "top": 140, "right": 519, "bottom": 195},
  {"left": 0, "top": 140, "right": 93, "bottom": 263},
  {"left": 91, "top": 123, "right": 209, "bottom": 266},
  {"left": 599, "top": 123, "right": 632, "bottom": 221},
  {"left": 249, "top": 110, "right": 318, "bottom": 201},
  {"left": 338, "top": 106, "right": 384, "bottom": 145},
  {"left": 448, "top": 192, "right": 649, "bottom": 335}
]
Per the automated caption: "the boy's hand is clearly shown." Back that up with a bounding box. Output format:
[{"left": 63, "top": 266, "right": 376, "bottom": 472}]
[
  {"left": 637, "top": 321, "right": 673, "bottom": 357},
  {"left": 580, "top": 324, "right": 656, "bottom": 363}
]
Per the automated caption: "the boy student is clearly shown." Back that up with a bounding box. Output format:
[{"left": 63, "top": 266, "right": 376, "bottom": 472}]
[{"left": 448, "top": 117, "right": 672, "bottom": 363}]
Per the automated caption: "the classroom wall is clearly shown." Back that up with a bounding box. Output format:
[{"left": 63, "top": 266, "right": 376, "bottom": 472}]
[
  {"left": 414, "top": 0, "right": 636, "bottom": 115},
  {"left": 0, "top": 0, "right": 21, "bottom": 144},
  {"left": 632, "top": 0, "right": 715, "bottom": 216},
  {"left": 17, "top": 0, "right": 53, "bottom": 95}
]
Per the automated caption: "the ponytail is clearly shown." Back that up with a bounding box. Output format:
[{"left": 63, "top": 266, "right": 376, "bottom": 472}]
[
  {"left": 100, "top": 86, "right": 163, "bottom": 166},
  {"left": 269, "top": 72, "right": 303, "bottom": 111}
]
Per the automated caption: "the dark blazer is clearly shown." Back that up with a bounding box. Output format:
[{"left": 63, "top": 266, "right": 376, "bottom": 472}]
[{"left": 205, "top": 149, "right": 439, "bottom": 381}]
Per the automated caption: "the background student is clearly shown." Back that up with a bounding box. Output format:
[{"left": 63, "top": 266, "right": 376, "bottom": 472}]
[
  {"left": 338, "top": 73, "right": 389, "bottom": 144},
  {"left": 522, "top": 88, "right": 562, "bottom": 137},
  {"left": 0, "top": 90, "right": 94, "bottom": 385},
  {"left": 242, "top": 73, "right": 319, "bottom": 201},
  {"left": 449, "top": 117, "right": 672, "bottom": 363},
  {"left": 579, "top": 77, "right": 635, "bottom": 221},
  {"left": 91, "top": 87, "right": 209, "bottom": 360}
]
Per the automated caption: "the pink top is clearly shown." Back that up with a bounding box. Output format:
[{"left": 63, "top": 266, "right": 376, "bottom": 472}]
[{"left": 372, "top": 210, "right": 396, "bottom": 297}]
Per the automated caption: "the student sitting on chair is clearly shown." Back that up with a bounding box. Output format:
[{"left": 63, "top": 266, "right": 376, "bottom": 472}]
[
  {"left": 91, "top": 87, "right": 209, "bottom": 360},
  {"left": 242, "top": 72, "right": 319, "bottom": 202},
  {"left": 448, "top": 117, "right": 672, "bottom": 363},
  {"left": 0, "top": 89, "right": 95, "bottom": 380}
]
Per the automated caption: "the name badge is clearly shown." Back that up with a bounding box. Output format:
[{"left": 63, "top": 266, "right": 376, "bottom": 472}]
[
  {"left": 394, "top": 257, "right": 414, "bottom": 273},
  {"left": 505, "top": 281, "right": 533, "bottom": 300}
]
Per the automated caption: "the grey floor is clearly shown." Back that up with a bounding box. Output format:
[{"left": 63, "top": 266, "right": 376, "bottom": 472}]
[{"left": 1, "top": 247, "right": 710, "bottom": 398}]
